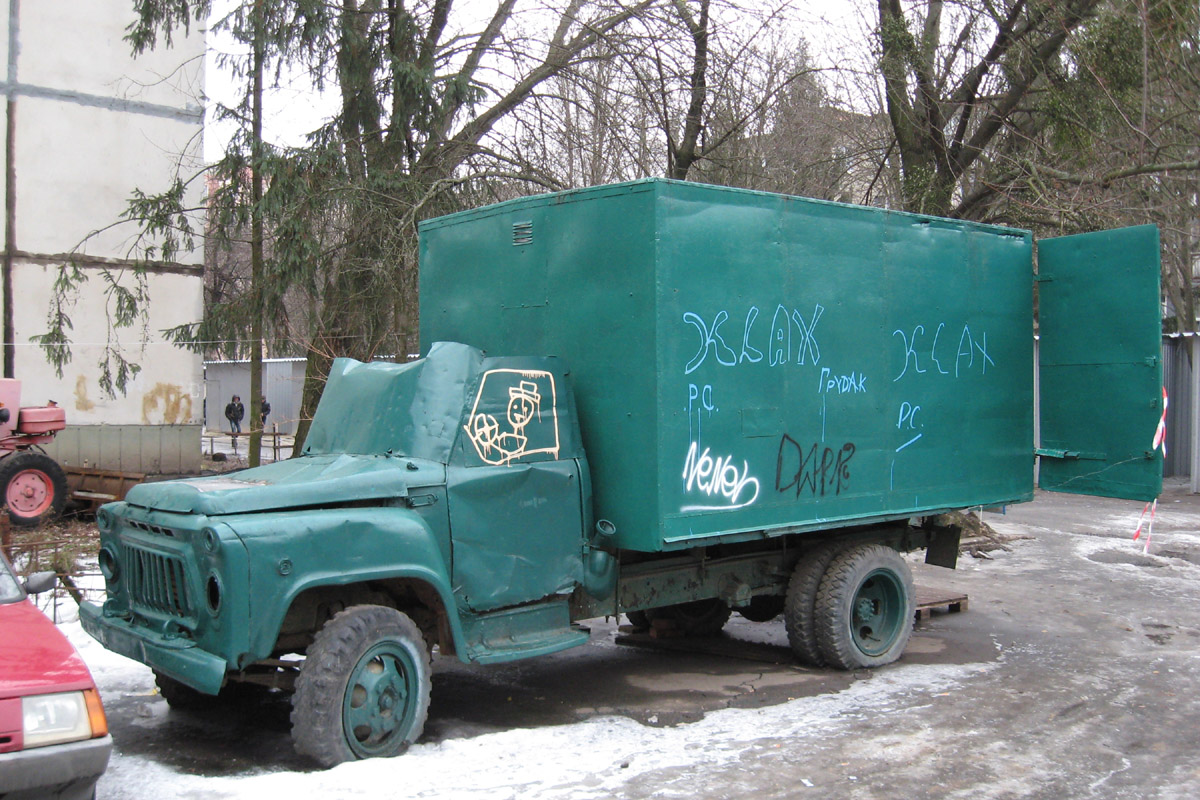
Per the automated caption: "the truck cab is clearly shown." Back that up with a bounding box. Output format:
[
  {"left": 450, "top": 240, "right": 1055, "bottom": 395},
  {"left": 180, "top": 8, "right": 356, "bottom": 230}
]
[{"left": 80, "top": 342, "right": 607, "bottom": 765}]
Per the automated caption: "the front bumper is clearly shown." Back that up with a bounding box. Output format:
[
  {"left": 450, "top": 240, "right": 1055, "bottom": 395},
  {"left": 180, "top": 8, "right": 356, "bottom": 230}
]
[
  {"left": 0, "top": 734, "right": 112, "bottom": 800},
  {"left": 79, "top": 601, "right": 228, "bottom": 695}
]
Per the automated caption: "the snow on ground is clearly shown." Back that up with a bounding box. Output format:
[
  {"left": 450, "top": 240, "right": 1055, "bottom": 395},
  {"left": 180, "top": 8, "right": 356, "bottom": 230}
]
[{"left": 60, "top": 617, "right": 993, "bottom": 800}]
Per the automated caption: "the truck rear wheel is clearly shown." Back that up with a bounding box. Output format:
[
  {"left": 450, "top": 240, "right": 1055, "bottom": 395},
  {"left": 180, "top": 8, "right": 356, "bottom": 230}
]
[
  {"left": 625, "top": 610, "right": 651, "bottom": 629},
  {"left": 291, "top": 605, "right": 431, "bottom": 766},
  {"left": 815, "top": 544, "right": 914, "bottom": 670},
  {"left": 644, "top": 599, "right": 731, "bottom": 636},
  {"left": 783, "top": 541, "right": 844, "bottom": 666},
  {"left": 0, "top": 451, "right": 67, "bottom": 527},
  {"left": 734, "top": 595, "right": 785, "bottom": 622}
]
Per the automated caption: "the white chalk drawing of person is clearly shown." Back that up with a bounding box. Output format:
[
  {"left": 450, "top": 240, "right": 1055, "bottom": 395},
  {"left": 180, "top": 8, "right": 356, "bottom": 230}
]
[{"left": 466, "top": 374, "right": 558, "bottom": 465}]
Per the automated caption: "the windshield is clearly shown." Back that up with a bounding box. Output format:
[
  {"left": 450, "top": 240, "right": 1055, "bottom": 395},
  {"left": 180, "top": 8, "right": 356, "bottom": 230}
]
[{"left": 0, "top": 553, "right": 24, "bottom": 604}]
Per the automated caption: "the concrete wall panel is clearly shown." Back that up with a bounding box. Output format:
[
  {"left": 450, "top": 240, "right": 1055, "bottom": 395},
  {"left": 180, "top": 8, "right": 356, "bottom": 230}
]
[
  {"left": 18, "top": 1, "right": 204, "bottom": 112},
  {"left": 14, "top": 97, "right": 204, "bottom": 262},
  {"left": 44, "top": 424, "right": 202, "bottom": 475},
  {"left": 12, "top": 260, "right": 203, "bottom": 426}
]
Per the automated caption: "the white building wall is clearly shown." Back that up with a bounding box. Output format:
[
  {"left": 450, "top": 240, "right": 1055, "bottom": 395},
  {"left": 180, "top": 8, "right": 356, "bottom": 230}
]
[{"left": 1, "top": 0, "right": 206, "bottom": 471}]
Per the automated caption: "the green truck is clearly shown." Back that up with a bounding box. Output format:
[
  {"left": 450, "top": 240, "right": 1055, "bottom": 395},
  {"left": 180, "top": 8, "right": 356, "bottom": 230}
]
[{"left": 80, "top": 180, "right": 1164, "bottom": 766}]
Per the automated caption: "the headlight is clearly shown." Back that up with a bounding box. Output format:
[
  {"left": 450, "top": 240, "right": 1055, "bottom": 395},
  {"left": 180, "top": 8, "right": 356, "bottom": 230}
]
[
  {"left": 22, "top": 689, "right": 106, "bottom": 748},
  {"left": 206, "top": 572, "right": 223, "bottom": 615},
  {"left": 98, "top": 546, "right": 120, "bottom": 583}
]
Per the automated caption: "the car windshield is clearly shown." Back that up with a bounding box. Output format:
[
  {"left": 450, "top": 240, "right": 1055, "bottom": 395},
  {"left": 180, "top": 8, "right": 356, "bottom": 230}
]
[{"left": 0, "top": 554, "right": 24, "bottom": 604}]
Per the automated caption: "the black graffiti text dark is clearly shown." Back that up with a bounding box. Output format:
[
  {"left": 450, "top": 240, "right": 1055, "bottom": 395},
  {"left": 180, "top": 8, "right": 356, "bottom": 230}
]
[{"left": 776, "top": 435, "right": 856, "bottom": 498}]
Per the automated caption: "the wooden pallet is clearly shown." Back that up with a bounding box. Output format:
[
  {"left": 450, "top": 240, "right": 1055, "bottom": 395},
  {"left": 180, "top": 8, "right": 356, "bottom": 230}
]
[{"left": 914, "top": 586, "right": 969, "bottom": 621}]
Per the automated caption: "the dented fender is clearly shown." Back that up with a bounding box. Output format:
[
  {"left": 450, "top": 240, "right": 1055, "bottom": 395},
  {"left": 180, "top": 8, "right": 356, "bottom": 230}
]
[{"left": 224, "top": 506, "right": 466, "bottom": 662}]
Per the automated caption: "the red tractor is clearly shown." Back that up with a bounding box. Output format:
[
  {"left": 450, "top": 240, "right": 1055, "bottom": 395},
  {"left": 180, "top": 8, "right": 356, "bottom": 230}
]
[{"left": 0, "top": 379, "right": 67, "bottom": 527}]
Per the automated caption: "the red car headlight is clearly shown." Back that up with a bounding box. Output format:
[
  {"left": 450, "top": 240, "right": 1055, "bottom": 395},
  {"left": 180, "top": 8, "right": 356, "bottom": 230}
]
[{"left": 21, "top": 689, "right": 107, "bottom": 748}]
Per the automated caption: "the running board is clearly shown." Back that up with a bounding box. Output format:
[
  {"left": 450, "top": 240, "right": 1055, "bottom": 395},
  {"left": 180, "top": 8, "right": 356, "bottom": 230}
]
[{"left": 461, "top": 598, "right": 590, "bottom": 664}]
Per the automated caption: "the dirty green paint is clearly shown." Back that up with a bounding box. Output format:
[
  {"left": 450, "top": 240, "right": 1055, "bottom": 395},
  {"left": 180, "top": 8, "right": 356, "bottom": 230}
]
[
  {"left": 448, "top": 353, "right": 588, "bottom": 613},
  {"left": 1037, "top": 225, "right": 1163, "bottom": 501},
  {"left": 305, "top": 341, "right": 482, "bottom": 460},
  {"left": 82, "top": 182, "right": 1167, "bottom": 695},
  {"left": 83, "top": 342, "right": 594, "bottom": 684},
  {"left": 420, "top": 179, "right": 1037, "bottom": 552}
]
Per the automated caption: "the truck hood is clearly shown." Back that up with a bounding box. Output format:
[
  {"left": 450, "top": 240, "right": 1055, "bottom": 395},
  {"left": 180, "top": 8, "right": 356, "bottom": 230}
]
[{"left": 123, "top": 454, "right": 444, "bottom": 515}]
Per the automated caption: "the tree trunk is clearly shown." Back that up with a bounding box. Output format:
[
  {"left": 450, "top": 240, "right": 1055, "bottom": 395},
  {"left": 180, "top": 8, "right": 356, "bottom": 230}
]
[{"left": 248, "top": 0, "right": 265, "bottom": 467}]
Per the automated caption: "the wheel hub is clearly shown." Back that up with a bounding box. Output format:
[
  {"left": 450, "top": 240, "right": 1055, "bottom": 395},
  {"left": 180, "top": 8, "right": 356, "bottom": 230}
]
[
  {"left": 850, "top": 571, "right": 905, "bottom": 657},
  {"left": 344, "top": 648, "right": 415, "bottom": 757},
  {"left": 7, "top": 469, "right": 52, "bottom": 515}
]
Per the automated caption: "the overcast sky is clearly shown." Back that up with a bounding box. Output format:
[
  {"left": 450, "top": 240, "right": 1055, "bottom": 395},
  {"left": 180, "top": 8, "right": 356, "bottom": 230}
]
[{"left": 202, "top": 0, "right": 873, "bottom": 164}]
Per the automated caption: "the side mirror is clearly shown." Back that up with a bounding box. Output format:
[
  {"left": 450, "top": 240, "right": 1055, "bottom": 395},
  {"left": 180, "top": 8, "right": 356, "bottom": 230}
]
[{"left": 23, "top": 571, "right": 56, "bottom": 594}]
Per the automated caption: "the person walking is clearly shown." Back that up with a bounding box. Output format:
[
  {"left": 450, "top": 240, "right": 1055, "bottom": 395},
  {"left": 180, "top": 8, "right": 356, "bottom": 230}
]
[
  {"left": 261, "top": 396, "right": 271, "bottom": 426},
  {"left": 225, "top": 395, "right": 245, "bottom": 434}
]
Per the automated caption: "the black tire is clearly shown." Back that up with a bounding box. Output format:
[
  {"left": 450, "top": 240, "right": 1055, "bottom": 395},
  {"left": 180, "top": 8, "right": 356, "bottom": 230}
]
[
  {"left": 734, "top": 594, "right": 786, "bottom": 622},
  {"left": 644, "top": 598, "right": 732, "bottom": 636},
  {"left": 0, "top": 451, "right": 67, "bottom": 527},
  {"left": 291, "top": 605, "right": 431, "bottom": 767},
  {"left": 625, "top": 610, "right": 651, "bottom": 629},
  {"left": 815, "top": 544, "right": 915, "bottom": 670},
  {"left": 155, "top": 671, "right": 262, "bottom": 711},
  {"left": 154, "top": 671, "right": 210, "bottom": 711},
  {"left": 784, "top": 542, "right": 845, "bottom": 666}
]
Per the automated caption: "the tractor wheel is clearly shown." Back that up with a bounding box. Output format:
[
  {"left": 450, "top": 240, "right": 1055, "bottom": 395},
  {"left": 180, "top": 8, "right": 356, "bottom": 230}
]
[
  {"left": 291, "top": 605, "right": 431, "bottom": 767},
  {"left": 815, "top": 544, "right": 915, "bottom": 670},
  {"left": 0, "top": 451, "right": 67, "bottom": 527}
]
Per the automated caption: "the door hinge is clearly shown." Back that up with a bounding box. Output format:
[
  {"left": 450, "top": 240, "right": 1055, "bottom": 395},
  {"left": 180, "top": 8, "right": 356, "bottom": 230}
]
[{"left": 1035, "top": 448, "right": 1106, "bottom": 461}]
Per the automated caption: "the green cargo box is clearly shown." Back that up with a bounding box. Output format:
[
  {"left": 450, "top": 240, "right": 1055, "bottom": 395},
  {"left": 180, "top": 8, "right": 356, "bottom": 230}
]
[{"left": 420, "top": 179, "right": 1162, "bottom": 553}]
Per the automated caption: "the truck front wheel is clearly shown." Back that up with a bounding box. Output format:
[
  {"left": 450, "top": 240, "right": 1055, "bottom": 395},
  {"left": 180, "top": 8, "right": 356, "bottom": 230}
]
[
  {"left": 291, "top": 605, "right": 431, "bottom": 766},
  {"left": 814, "top": 544, "right": 914, "bottom": 670}
]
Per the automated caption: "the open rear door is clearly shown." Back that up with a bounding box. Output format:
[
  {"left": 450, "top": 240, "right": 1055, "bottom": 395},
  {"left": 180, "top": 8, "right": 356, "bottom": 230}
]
[{"left": 1037, "top": 225, "right": 1163, "bottom": 501}]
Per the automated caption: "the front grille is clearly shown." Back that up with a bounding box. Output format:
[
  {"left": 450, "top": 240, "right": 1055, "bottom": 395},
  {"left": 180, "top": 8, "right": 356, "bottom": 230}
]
[
  {"left": 122, "top": 544, "right": 193, "bottom": 617},
  {"left": 128, "top": 520, "right": 176, "bottom": 537}
]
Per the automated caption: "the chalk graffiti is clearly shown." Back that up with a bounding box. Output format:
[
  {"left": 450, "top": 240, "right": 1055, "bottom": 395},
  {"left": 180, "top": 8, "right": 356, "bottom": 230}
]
[
  {"left": 684, "top": 303, "right": 825, "bottom": 374},
  {"left": 775, "top": 435, "right": 856, "bottom": 498},
  {"left": 683, "top": 311, "right": 738, "bottom": 373},
  {"left": 687, "top": 383, "right": 717, "bottom": 441},
  {"left": 897, "top": 401, "right": 921, "bottom": 430},
  {"left": 818, "top": 367, "right": 867, "bottom": 394},
  {"left": 464, "top": 369, "right": 560, "bottom": 466},
  {"left": 681, "top": 441, "right": 761, "bottom": 511},
  {"left": 893, "top": 322, "right": 995, "bottom": 381}
]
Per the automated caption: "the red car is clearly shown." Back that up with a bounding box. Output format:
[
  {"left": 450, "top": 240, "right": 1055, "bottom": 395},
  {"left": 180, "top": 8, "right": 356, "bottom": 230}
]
[{"left": 0, "top": 553, "right": 111, "bottom": 800}]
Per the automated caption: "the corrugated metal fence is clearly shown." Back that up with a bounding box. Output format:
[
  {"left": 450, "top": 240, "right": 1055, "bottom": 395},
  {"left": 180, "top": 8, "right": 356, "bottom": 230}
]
[{"left": 1162, "top": 335, "right": 1193, "bottom": 478}]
